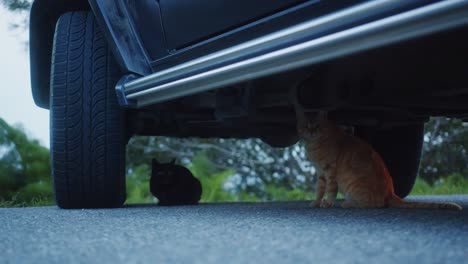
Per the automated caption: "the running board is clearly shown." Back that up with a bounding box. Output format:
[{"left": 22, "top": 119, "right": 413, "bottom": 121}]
[{"left": 116, "top": 0, "right": 468, "bottom": 108}]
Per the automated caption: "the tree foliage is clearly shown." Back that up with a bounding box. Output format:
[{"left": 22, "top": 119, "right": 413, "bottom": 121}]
[
  {"left": 419, "top": 117, "right": 468, "bottom": 183},
  {"left": 1, "top": 0, "right": 31, "bottom": 12},
  {"left": 1, "top": 0, "right": 31, "bottom": 36},
  {"left": 0, "top": 118, "right": 52, "bottom": 202}
]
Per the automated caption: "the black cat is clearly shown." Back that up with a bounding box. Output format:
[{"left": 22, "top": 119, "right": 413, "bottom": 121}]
[{"left": 150, "top": 158, "right": 202, "bottom": 206}]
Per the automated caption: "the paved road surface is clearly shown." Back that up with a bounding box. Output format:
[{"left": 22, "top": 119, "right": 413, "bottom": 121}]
[{"left": 1, "top": 195, "right": 467, "bottom": 264}]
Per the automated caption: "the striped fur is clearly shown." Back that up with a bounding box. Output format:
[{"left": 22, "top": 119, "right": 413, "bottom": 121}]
[{"left": 295, "top": 108, "right": 462, "bottom": 210}]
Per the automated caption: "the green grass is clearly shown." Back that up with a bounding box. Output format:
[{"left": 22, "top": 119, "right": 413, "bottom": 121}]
[
  {"left": 125, "top": 164, "right": 154, "bottom": 205},
  {"left": 410, "top": 174, "right": 468, "bottom": 195},
  {"left": 0, "top": 194, "right": 54, "bottom": 207}
]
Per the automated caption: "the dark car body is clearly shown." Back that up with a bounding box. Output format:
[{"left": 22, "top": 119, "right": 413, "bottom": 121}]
[{"left": 30, "top": 0, "right": 468, "bottom": 139}]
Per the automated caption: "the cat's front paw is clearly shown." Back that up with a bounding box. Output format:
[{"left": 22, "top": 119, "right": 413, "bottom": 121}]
[{"left": 320, "top": 199, "right": 333, "bottom": 208}]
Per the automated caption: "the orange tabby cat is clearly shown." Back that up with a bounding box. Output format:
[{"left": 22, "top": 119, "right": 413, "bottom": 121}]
[{"left": 294, "top": 106, "right": 462, "bottom": 210}]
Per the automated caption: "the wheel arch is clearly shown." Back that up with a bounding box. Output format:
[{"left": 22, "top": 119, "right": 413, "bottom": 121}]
[{"left": 29, "top": 0, "right": 90, "bottom": 109}]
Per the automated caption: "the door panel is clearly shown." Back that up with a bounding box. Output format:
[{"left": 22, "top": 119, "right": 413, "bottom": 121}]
[{"left": 159, "top": 0, "right": 306, "bottom": 50}]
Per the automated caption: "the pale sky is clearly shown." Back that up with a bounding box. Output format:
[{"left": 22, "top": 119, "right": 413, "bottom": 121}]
[{"left": 0, "top": 8, "right": 50, "bottom": 147}]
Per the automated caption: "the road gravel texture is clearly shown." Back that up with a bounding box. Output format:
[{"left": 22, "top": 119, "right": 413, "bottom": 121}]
[{"left": 1, "top": 195, "right": 467, "bottom": 264}]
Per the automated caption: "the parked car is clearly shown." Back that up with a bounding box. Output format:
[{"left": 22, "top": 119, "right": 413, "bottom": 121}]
[{"left": 29, "top": 0, "right": 468, "bottom": 208}]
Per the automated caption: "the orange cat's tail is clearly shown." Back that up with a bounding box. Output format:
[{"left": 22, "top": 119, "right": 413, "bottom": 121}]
[{"left": 388, "top": 195, "right": 462, "bottom": 210}]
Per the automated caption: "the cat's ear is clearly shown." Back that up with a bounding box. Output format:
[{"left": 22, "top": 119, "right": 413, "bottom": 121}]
[{"left": 152, "top": 158, "right": 159, "bottom": 165}]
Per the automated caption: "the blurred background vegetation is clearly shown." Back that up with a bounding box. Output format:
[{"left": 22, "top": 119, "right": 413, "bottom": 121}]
[
  {"left": 1, "top": 117, "right": 467, "bottom": 207},
  {"left": 1, "top": 0, "right": 467, "bottom": 207}
]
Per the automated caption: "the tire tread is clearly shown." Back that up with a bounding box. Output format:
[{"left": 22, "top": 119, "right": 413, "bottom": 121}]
[{"left": 50, "top": 12, "right": 126, "bottom": 208}]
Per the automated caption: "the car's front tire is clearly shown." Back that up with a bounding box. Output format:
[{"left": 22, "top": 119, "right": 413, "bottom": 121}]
[{"left": 50, "top": 12, "right": 126, "bottom": 208}]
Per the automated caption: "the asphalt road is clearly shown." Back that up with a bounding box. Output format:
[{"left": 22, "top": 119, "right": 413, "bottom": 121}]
[{"left": 1, "top": 195, "right": 467, "bottom": 264}]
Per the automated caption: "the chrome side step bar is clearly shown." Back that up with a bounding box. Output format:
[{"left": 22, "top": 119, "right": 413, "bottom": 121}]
[{"left": 116, "top": 0, "right": 468, "bottom": 108}]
